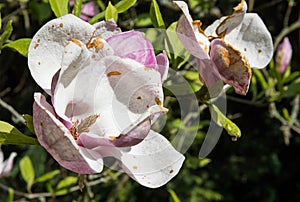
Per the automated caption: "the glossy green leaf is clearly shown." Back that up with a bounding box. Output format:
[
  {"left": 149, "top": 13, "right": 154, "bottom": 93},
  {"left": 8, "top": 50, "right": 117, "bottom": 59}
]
[
  {"left": 35, "top": 170, "right": 60, "bottom": 183},
  {"left": 209, "top": 104, "right": 241, "bottom": 140},
  {"left": 49, "top": 0, "right": 69, "bottom": 17},
  {"left": 2, "top": 38, "right": 31, "bottom": 57},
  {"left": 73, "top": 0, "right": 82, "bottom": 17},
  {"left": 20, "top": 156, "right": 35, "bottom": 191},
  {"left": 115, "top": 0, "right": 136, "bottom": 13},
  {"left": 105, "top": 2, "right": 118, "bottom": 22},
  {"left": 0, "top": 121, "right": 38, "bottom": 145},
  {"left": 168, "top": 188, "right": 181, "bottom": 202},
  {"left": 22, "top": 114, "right": 35, "bottom": 134},
  {"left": 0, "top": 20, "right": 13, "bottom": 47},
  {"left": 150, "top": 0, "right": 165, "bottom": 28}
]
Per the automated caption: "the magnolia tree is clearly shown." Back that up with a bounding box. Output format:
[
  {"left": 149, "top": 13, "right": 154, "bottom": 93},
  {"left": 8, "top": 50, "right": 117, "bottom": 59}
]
[{"left": 0, "top": 0, "right": 299, "bottom": 201}]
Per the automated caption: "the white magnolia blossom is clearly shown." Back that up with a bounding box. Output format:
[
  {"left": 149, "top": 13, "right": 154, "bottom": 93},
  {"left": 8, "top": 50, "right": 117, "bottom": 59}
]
[
  {"left": 174, "top": 0, "right": 273, "bottom": 95},
  {"left": 28, "top": 14, "right": 184, "bottom": 188}
]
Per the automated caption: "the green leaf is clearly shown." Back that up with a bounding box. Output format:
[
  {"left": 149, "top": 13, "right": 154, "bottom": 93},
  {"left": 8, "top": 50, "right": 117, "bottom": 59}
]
[
  {"left": 73, "top": 0, "right": 82, "bottom": 17},
  {"left": 29, "top": 0, "right": 52, "bottom": 24},
  {"left": 55, "top": 176, "right": 78, "bottom": 196},
  {"left": 134, "top": 13, "right": 152, "bottom": 27},
  {"left": 282, "top": 108, "right": 290, "bottom": 122},
  {"left": 35, "top": 170, "right": 60, "bottom": 183},
  {"left": 115, "top": 0, "right": 136, "bottom": 13},
  {"left": 2, "top": 38, "right": 31, "bottom": 57},
  {"left": 89, "top": 11, "right": 105, "bottom": 24},
  {"left": 209, "top": 104, "right": 241, "bottom": 140},
  {"left": 49, "top": 0, "right": 69, "bottom": 17},
  {"left": 20, "top": 156, "right": 35, "bottom": 192},
  {"left": 0, "top": 20, "right": 13, "bottom": 47},
  {"left": 0, "top": 121, "right": 38, "bottom": 145},
  {"left": 6, "top": 188, "right": 14, "bottom": 202},
  {"left": 199, "top": 158, "right": 212, "bottom": 167},
  {"left": 165, "top": 22, "right": 190, "bottom": 69},
  {"left": 56, "top": 176, "right": 78, "bottom": 190},
  {"left": 253, "top": 69, "right": 268, "bottom": 90},
  {"left": 22, "top": 114, "right": 35, "bottom": 134},
  {"left": 150, "top": 0, "right": 165, "bottom": 28},
  {"left": 168, "top": 188, "right": 181, "bottom": 202},
  {"left": 105, "top": 2, "right": 118, "bottom": 22}
]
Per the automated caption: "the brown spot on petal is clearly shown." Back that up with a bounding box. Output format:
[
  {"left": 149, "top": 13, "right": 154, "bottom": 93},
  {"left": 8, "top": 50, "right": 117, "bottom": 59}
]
[
  {"left": 258, "top": 49, "right": 262, "bottom": 53},
  {"left": 169, "top": 169, "right": 174, "bottom": 174},
  {"left": 86, "top": 36, "right": 104, "bottom": 52},
  {"left": 38, "top": 61, "right": 41, "bottom": 65},
  {"left": 192, "top": 20, "right": 206, "bottom": 35},
  {"left": 137, "top": 96, "right": 142, "bottom": 100},
  {"left": 59, "top": 23, "right": 63, "bottom": 28},
  {"left": 91, "top": 54, "right": 96, "bottom": 59},
  {"left": 144, "top": 67, "right": 152, "bottom": 71},
  {"left": 107, "top": 71, "right": 122, "bottom": 77},
  {"left": 34, "top": 43, "right": 39, "bottom": 49},
  {"left": 71, "top": 38, "right": 82, "bottom": 47},
  {"left": 133, "top": 166, "right": 138, "bottom": 170},
  {"left": 37, "top": 39, "right": 41, "bottom": 43},
  {"left": 155, "top": 97, "right": 162, "bottom": 106}
]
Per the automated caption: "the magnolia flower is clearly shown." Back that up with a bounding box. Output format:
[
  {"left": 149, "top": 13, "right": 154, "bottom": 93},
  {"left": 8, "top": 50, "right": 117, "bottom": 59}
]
[
  {"left": 70, "top": 0, "right": 99, "bottom": 21},
  {"left": 28, "top": 14, "right": 184, "bottom": 188},
  {"left": 174, "top": 0, "right": 273, "bottom": 95},
  {"left": 0, "top": 148, "right": 17, "bottom": 178},
  {"left": 275, "top": 37, "right": 292, "bottom": 74}
]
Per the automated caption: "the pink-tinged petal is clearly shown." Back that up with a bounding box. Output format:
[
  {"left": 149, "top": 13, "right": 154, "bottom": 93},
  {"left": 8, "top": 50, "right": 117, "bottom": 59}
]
[
  {"left": 224, "top": 13, "right": 273, "bottom": 69},
  {"left": 33, "top": 93, "right": 104, "bottom": 174},
  {"left": 95, "top": 130, "right": 185, "bottom": 188},
  {"left": 196, "top": 58, "right": 224, "bottom": 98},
  {"left": 175, "top": 1, "right": 210, "bottom": 59},
  {"left": 156, "top": 51, "right": 169, "bottom": 82},
  {"left": 0, "top": 150, "right": 17, "bottom": 178},
  {"left": 276, "top": 37, "right": 292, "bottom": 74},
  {"left": 106, "top": 31, "right": 158, "bottom": 68},
  {"left": 210, "top": 39, "right": 251, "bottom": 95},
  {"left": 78, "top": 118, "right": 151, "bottom": 148},
  {"left": 93, "top": 20, "right": 121, "bottom": 40},
  {"left": 28, "top": 14, "right": 96, "bottom": 94}
]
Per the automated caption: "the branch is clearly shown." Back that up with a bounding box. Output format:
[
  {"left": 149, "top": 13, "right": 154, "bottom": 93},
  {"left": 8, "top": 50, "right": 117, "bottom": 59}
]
[
  {"left": 274, "top": 17, "right": 300, "bottom": 49},
  {"left": 0, "top": 98, "right": 26, "bottom": 124}
]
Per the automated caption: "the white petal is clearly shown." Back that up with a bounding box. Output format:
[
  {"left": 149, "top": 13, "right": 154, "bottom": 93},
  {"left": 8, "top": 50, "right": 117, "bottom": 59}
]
[
  {"left": 54, "top": 47, "right": 165, "bottom": 139},
  {"left": 33, "top": 93, "right": 103, "bottom": 174},
  {"left": 28, "top": 14, "right": 96, "bottom": 93},
  {"left": 96, "top": 130, "right": 185, "bottom": 188},
  {"left": 225, "top": 13, "right": 273, "bottom": 68}
]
